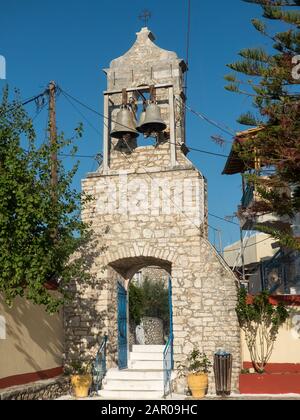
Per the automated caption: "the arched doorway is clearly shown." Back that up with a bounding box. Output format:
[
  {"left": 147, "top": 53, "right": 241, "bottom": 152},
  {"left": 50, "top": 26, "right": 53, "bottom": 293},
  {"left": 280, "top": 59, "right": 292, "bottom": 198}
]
[{"left": 110, "top": 257, "right": 173, "bottom": 371}]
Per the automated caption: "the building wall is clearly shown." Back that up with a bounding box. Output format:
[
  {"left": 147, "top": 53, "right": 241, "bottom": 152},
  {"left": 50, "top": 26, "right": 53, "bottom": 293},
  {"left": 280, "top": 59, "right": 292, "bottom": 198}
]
[
  {"left": 224, "top": 233, "right": 277, "bottom": 268},
  {"left": 292, "top": 213, "right": 300, "bottom": 238},
  {"left": 0, "top": 295, "right": 64, "bottom": 389},
  {"left": 64, "top": 153, "right": 241, "bottom": 392}
]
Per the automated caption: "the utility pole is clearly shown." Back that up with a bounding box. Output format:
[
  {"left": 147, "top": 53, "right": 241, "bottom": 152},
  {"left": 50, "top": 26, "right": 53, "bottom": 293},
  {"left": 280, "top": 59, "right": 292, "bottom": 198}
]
[
  {"left": 48, "top": 81, "right": 58, "bottom": 194},
  {"left": 240, "top": 227, "right": 246, "bottom": 285},
  {"left": 48, "top": 81, "right": 58, "bottom": 241}
]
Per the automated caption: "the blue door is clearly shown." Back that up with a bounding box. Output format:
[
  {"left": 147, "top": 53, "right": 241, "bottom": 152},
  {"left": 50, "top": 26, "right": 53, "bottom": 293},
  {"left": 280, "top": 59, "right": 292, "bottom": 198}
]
[
  {"left": 168, "top": 277, "right": 174, "bottom": 369},
  {"left": 118, "top": 282, "right": 128, "bottom": 370}
]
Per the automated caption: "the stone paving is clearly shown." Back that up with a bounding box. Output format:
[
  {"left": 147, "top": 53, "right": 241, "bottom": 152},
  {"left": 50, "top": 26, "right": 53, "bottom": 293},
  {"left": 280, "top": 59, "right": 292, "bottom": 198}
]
[{"left": 57, "top": 393, "right": 300, "bottom": 401}]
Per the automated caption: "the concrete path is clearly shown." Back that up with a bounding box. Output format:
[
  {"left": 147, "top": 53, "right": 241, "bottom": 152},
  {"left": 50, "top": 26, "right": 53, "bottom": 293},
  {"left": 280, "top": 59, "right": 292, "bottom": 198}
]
[{"left": 57, "top": 393, "right": 300, "bottom": 400}]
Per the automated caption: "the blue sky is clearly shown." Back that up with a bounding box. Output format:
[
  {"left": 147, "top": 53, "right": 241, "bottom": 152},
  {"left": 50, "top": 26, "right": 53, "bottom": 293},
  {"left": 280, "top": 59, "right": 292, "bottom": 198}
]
[{"left": 0, "top": 0, "right": 275, "bottom": 247}]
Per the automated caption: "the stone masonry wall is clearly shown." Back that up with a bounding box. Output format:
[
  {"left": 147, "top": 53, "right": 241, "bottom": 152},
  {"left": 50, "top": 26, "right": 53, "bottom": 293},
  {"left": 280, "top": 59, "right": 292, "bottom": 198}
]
[
  {"left": 0, "top": 377, "right": 70, "bottom": 400},
  {"left": 143, "top": 317, "right": 164, "bottom": 345},
  {"left": 64, "top": 152, "right": 241, "bottom": 392},
  {"left": 64, "top": 27, "right": 241, "bottom": 394}
]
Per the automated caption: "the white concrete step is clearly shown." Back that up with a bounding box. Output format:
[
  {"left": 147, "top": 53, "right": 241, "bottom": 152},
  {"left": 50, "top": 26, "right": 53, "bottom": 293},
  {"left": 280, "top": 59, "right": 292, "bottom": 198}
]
[
  {"left": 103, "top": 380, "right": 164, "bottom": 391},
  {"left": 129, "top": 360, "right": 164, "bottom": 370},
  {"left": 105, "top": 369, "right": 164, "bottom": 381},
  {"left": 130, "top": 352, "right": 163, "bottom": 361},
  {"left": 98, "top": 389, "right": 163, "bottom": 400},
  {"left": 132, "top": 345, "right": 165, "bottom": 353}
]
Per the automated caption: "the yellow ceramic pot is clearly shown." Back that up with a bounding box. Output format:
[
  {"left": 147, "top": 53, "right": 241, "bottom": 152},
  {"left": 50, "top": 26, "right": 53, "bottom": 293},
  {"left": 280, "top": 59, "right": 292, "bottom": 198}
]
[
  {"left": 187, "top": 373, "right": 208, "bottom": 399},
  {"left": 71, "top": 374, "right": 92, "bottom": 398}
]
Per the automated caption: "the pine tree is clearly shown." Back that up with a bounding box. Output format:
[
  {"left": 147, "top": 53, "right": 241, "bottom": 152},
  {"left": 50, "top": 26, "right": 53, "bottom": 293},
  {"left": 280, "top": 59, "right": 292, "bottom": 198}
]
[{"left": 225, "top": 0, "right": 300, "bottom": 249}]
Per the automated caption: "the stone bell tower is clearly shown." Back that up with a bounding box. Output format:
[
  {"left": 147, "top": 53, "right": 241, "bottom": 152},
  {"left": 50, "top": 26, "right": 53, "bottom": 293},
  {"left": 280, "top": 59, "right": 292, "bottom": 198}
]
[
  {"left": 101, "top": 27, "right": 192, "bottom": 175},
  {"left": 65, "top": 28, "right": 241, "bottom": 395}
]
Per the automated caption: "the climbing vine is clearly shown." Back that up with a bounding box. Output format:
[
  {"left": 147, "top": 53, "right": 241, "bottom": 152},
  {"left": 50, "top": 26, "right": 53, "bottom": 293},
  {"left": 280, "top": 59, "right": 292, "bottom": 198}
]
[{"left": 236, "top": 288, "right": 289, "bottom": 373}]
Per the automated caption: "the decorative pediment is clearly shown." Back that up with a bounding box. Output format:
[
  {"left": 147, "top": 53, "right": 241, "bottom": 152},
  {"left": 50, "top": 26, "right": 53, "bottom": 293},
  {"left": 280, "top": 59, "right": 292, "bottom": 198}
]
[{"left": 109, "top": 27, "right": 179, "bottom": 70}]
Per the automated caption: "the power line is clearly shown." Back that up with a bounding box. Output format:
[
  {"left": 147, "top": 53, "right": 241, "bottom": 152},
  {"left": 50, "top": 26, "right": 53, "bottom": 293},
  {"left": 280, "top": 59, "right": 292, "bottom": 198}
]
[
  {"left": 209, "top": 213, "right": 240, "bottom": 226},
  {"left": 61, "top": 91, "right": 102, "bottom": 137},
  {"left": 184, "top": 103, "right": 236, "bottom": 137},
  {"left": 185, "top": 0, "right": 192, "bottom": 95},
  {"left": 188, "top": 146, "right": 229, "bottom": 158},
  {"left": 59, "top": 87, "right": 233, "bottom": 160},
  {"left": 31, "top": 99, "right": 49, "bottom": 122},
  {"left": 59, "top": 153, "right": 100, "bottom": 159},
  {"left": 0, "top": 90, "right": 49, "bottom": 116},
  {"left": 119, "top": 136, "right": 206, "bottom": 235},
  {"left": 59, "top": 88, "right": 241, "bottom": 239},
  {"left": 208, "top": 224, "right": 221, "bottom": 232},
  {"left": 56, "top": 87, "right": 246, "bottom": 254},
  {"left": 59, "top": 87, "right": 103, "bottom": 118},
  {"left": 223, "top": 236, "right": 272, "bottom": 253}
]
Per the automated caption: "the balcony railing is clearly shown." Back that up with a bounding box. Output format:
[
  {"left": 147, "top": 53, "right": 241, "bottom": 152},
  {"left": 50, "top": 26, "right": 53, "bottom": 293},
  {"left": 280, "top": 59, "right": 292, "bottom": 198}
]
[
  {"left": 91, "top": 335, "right": 108, "bottom": 395},
  {"left": 163, "top": 333, "right": 173, "bottom": 398}
]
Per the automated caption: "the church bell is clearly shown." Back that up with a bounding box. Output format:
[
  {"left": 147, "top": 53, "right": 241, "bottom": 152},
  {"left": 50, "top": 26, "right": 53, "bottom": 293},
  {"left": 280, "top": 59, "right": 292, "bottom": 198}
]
[
  {"left": 137, "top": 103, "right": 167, "bottom": 134},
  {"left": 110, "top": 106, "right": 139, "bottom": 139}
]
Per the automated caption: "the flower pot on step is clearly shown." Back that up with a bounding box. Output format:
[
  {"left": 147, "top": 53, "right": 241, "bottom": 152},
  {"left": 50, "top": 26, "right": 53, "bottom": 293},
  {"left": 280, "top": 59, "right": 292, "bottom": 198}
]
[
  {"left": 187, "top": 373, "right": 208, "bottom": 399},
  {"left": 71, "top": 374, "right": 92, "bottom": 398}
]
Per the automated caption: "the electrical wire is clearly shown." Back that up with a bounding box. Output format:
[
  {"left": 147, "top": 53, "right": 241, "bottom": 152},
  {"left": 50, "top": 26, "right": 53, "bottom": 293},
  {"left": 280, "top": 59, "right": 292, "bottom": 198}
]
[
  {"left": 17, "top": 91, "right": 101, "bottom": 163},
  {"left": 209, "top": 213, "right": 240, "bottom": 226},
  {"left": 58, "top": 87, "right": 248, "bottom": 235},
  {"left": 18, "top": 86, "right": 273, "bottom": 252},
  {"left": 184, "top": 103, "right": 236, "bottom": 137},
  {"left": 61, "top": 91, "right": 102, "bottom": 137},
  {"left": 223, "top": 236, "right": 272, "bottom": 253},
  {"left": 120, "top": 136, "right": 208, "bottom": 234},
  {"left": 59, "top": 87, "right": 234, "bottom": 160},
  {"left": 185, "top": 0, "right": 192, "bottom": 96},
  {"left": 0, "top": 90, "right": 49, "bottom": 116}
]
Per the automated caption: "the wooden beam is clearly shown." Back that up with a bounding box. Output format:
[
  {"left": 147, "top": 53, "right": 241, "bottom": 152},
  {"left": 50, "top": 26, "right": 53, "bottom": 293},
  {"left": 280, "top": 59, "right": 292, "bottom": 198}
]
[
  {"left": 103, "top": 94, "right": 110, "bottom": 172},
  {"left": 169, "top": 86, "right": 177, "bottom": 167}
]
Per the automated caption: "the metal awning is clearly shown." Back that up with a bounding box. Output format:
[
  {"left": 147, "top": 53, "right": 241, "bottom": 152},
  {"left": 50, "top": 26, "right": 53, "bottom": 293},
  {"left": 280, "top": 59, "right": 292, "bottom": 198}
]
[{"left": 222, "top": 127, "right": 264, "bottom": 175}]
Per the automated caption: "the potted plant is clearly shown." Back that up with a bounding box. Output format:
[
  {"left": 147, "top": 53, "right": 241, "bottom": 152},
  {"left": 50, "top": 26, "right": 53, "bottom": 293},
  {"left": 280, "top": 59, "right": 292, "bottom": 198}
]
[
  {"left": 68, "top": 360, "right": 93, "bottom": 398},
  {"left": 178, "top": 348, "right": 212, "bottom": 399}
]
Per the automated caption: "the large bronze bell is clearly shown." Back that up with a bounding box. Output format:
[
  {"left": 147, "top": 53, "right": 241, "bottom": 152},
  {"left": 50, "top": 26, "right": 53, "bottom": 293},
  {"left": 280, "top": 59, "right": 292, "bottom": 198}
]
[
  {"left": 110, "top": 106, "right": 139, "bottom": 139},
  {"left": 138, "top": 103, "right": 167, "bottom": 134},
  {"left": 136, "top": 110, "right": 146, "bottom": 133}
]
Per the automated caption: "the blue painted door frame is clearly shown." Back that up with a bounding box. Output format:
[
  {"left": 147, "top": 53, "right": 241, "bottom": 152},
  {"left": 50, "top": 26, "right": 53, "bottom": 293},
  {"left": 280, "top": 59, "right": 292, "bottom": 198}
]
[
  {"left": 117, "top": 282, "right": 128, "bottom": 370},
  {"left": 168, "top": 276, "right": 174, "bottom": 369},
  {"left": 117, "top": 276, "right": 173, "bottom": 370}
]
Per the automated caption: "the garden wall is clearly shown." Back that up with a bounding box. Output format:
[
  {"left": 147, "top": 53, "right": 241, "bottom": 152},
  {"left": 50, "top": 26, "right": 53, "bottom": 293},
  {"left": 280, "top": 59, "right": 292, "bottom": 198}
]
[
  {"left": 240, "top": 295, "right": 300, "bottom": 394},
  {"left": 241, "top": 296, "right": 300, "bottom": 367},
  {"left": 0, "top": 294, "right": 64, "bottom": 390}
]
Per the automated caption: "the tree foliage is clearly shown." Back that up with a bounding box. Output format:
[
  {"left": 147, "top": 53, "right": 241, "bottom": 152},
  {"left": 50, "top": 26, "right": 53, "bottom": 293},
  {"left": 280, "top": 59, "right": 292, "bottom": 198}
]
[
  {"left": 128, "top": 282, "right": 144, "bottom": 325},
  {"left": 236, "top": 287, "right": 289, "bottom": 372},
  {"left": 129, "top": 276, "right": 169, "bottom": 331},
  {"left": 0, "top": 87, "right": 91, "bottom": 313},
  {"left": 226, "top": 0, "right": 300, "bottom": 249}
]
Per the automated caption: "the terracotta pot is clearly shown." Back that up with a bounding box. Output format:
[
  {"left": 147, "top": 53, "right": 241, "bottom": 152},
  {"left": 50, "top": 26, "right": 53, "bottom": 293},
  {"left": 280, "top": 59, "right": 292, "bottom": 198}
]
[
  {"left": 71, "top": 374, "right": 92, "bottom": 398},
  {"left": 187, "top": 373, "right": 208, "bottom": 399}
]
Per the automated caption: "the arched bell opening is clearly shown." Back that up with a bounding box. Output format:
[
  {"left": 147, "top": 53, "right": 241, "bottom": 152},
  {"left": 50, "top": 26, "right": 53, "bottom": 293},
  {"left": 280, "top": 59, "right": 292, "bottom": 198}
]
[{"left": 107, "top": 85, "right": 170, "bottom": 156}]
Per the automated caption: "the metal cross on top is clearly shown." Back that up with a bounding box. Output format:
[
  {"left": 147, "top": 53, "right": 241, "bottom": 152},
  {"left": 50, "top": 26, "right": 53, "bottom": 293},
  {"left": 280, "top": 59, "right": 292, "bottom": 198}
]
[{"left": 139, "top": 9, "right": 151, "bottom": 27}]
